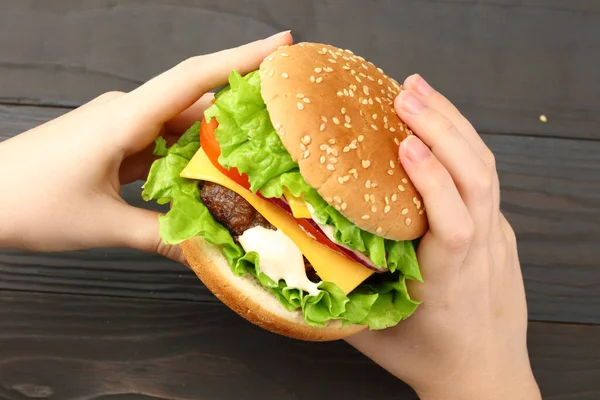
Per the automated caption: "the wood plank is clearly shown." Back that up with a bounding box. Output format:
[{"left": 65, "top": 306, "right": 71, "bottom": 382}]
[
  {"left": 1, "top": 105, "right": 599, "bottom": 324},
  {"left": 0, "top": 1, "right": 599, "bottom": 139},
  {"left": 0, "top": 290, "right": 598, "bottom": 400}
]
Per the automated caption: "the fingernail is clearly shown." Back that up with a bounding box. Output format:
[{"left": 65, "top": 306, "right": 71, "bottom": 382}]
[
  {"left": 266, "top": 30, "right": 291, "bottom": 40},
  {"left": 407, "top": 74, "right": 434, "bottom": 97},
  {"left": 401, "top": 136, "right": 430, "bottom": 163},
  {"left": 398, "top": 90, "right": 425, "bottom": 114}
]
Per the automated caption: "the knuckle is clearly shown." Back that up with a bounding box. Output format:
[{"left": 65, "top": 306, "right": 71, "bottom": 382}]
[
  {"left": 443, "top": 220, "right": 475, "bottom": 252},
  {"left": 483, "top": 149, "right": 496, "bottom": 171},
  {"left": 431, "top": 114, "right": 456, "bottom": 136},
  {"left": 97, "top": 91, "right": 124, "bottom": 101},
  {"left": 469, "top": 169, "right": 494, "bottom": 200}
]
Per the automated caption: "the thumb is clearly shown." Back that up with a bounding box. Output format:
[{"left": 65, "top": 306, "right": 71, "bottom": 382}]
[{"left": 115, "top": 205, "right": 189, "bottom": 267}]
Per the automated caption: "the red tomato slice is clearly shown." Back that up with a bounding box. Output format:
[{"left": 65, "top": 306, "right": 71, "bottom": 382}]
[{"left": 200, "top": 117, "right": 251, "bottom": 189}]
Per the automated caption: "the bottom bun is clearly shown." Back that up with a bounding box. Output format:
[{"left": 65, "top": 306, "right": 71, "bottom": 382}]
[{"left": 181, "top": 236, "right": 367, "bottom": 341}]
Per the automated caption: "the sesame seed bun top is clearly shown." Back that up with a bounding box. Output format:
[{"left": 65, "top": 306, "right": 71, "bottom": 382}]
[{"left": 259, "top": 42, "right": 427, "bottom": 241}]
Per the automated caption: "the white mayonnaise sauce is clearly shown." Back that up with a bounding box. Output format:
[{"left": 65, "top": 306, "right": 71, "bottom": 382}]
[{"left": 238, "top": 226, "right": 320, "bottom": 296}]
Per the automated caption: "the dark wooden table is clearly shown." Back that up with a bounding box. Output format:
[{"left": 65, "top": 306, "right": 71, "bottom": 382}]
[{"left": 1, "top": 1, "right": 599, "bottom": 399}]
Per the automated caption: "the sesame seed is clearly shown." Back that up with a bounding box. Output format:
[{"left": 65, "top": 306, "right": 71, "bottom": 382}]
[
  {"left": 387, "top": 170, "right": 394, "bottom": 175},
  {"left": 341, "top": 203, "right": 347, "bottom": 210},
  {"left": 302, "top": 135, "right": 311, "bottom": 144},
  {"left": 328, "top": 58, "right": 337, "bottom": 64},
  {"left": 281, "top": 53, "right": 288, "bottom": 57},
  {"left": 315, "top": 67, "right": 322, "bottom": 73},
  {"left": 316, "top": 77, "right": 323, "bottom": 83},
  {"left": 402, "top": 178, "right": 408, "bottom": 184},
  {"left": 337, "top": 177, "right": 345, "bottom": 184},
  {"left": 345, "top": 115, "right": 351, "bottom": 123},
  {"left": 344, "top": 89, "right": 349, "bottom": 96},
  {"left": 361, "top": 215, "right": 370, "bottom": 220},
  {"left": 390, "top": 160, "right": 395, "bottom": 168},
  {"left": 351, "top": 70, "right": 356, "bottom": 75},
  {"left": 392, "top": 194, "right": 398, "bottom": 202},
  {"left": 366, "top": 180, "right": 371, "bottom": 188},
  {"left": 337, "top": 91, "right": 343, "bottom": 96},
  {"left": 343, "top": 175, "right": 350, "bottom": 182},
  {"left": 371, "top": 205, "right": 377, "bottom": 212},
  {"left": 297, "top": 102, "right": 304, "bottom": 110},
  {"left": 362, "top": 160, "right": 371, "bottom": 169},
  {"left": 320, "top": 123, "right": 326, "bottom": 132},
  {"left": 266, "top": 56, "right": 274, "bottom": 61},
  {"left": 321, "top": 116, "right": 328, "bottom": 122},
  {"left": 371, "top": 124, "right": 378, "bottom": 130},
  {"left": 349, "top": 89, "right": 354, "bottom": 97},
  {"left": 328, "top": 138, "right": 336, "bottom": 145},
  {"left": 394, "top": 137, "right": 400, "bottom": 145},
  {"left": 370, "top": 194, "right": 375, "bottom": 203},
  {"left": 320, "top": 144, "right": 328, "bottom": 151},
  {"left": 282, "top": 72, "right": 289, "bottom": 79},
  {"left": 303, "top": 97, "right": 311, "bottom": 103},
  {"left": 372, "top": 113, "right": 378, "bottom": 120},
  {"left": 368, "top": 98, "right": 374, "bottom": 105},
  {"left": 341, "top": 107, "right": 346, "bottom": 115},
  {"left": 326, "top": 164, "right": 335, "bottom": 171},
  {"left": 419, "top": 210, "right": 424, "bottom": 215},
  {"left": 333, "top": 196, "right": 342, "bottom": 203},
  {"left": 299, "top": 143, "right": 306, "bottom": 151},
  {"left": 325, "top": 66, "right": 334, "bottom": 72},
  {"left": 398, "top": 185, "right": 405, "bottom": 192},
  {"left": 268, "top": 70, "right": 274, "bottom": 77},
  {"left": 303, "top": 150, "right": 310, "bottom": 159},
  {"left": 343, "top": 146, "right": 350, "bottom": 152},
  {"left": 368, "top": 75, "right": 375, "bottom": 81},
  {"left": 362, "top": 99, "right": 368, "bottom": 105},
  {"left": 358, "top": 135, "right": 365, "bottom": 142},
  {"left": 332, "top": 117, "right": 340, "bottom": 125},
  {"left": 296, "top": 93, "right": 304, "bottom": 98},
  {"left": 275, "top": 122, "right": 281, "bottom": 129},
  {"left": 334, "top": 205, "right": 341, "bottom": 211},
  {"left": 356, "top": 76, "right": 362, "bottom": 83},
  {"left": 359, "top": 72, "right": 367, "bottom": 78},
  {"left": 325, "top": 197, "right": 333, "bottom": 202},
  {"left": 385, "top": 196, "right": 390, "bottom": 205},
  {"left": 343, "top": 65, "right": 351, "bottom": 70},
  {"left": 375, "top": 97, "right": 382, "bottom": 103},
  {"left": 331, "top": 148, "right": 339, "bottom": 156},
  {"left": 402, "top": 208, "right": 409, "bottom": 215},
  {"left": 390, "top": 127, "right": 396, "bottom": 133},
  {"left": 371, "top": 182, "right": 378, "bottom": 188},
  {"left": 364, "top": 194, "right": 370, "bottom": 201},
  {"left": 344, "top": 123, "right": 352, "bottom": 128},
  {"left": 405, "top": 218, "right": 412, "bottom": 226},
  {"left": 349, "top": 168, "right": 357, "bottom": 174},
  {"left": 320, "top": 156, "right": 326, "bottom": 164},
  {"left": 376, "top": 227, "right": 383, "bottom": 234},
  {"left": 329, "top": 157, "right": 338, "bottom": 164},
  {"left": 310, "top": 76, "right": 316, "bottom": 82},
  {"left": 349, "top": 140, "right": 358, "bottom": 149},
  {"left": 363, "top": 86, "right": 370, "bottom": 95}
]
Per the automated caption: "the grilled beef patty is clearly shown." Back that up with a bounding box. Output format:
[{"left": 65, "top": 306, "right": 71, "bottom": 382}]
[{"left": 200, "top": 181, "right": 316, "bottom": 276}]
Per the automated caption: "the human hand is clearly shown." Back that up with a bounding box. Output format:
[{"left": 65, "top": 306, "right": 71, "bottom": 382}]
[
  {"left": 0, "top": 31, "right": 293, "bottom": 263},
  {"left": 346, "top": 75, "right": 541, "bottom": 400}
]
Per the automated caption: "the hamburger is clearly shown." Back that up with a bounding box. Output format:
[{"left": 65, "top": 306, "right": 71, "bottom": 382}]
[{"left": 142, "top": 42, "right": 427, "bottom": 341}]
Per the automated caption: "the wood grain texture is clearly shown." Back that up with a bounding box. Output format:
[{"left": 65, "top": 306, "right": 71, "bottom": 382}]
[
  {"left": 1, "top": 105, "right": 599, "bottom": 324},
  {"left": 0, "top": 0, "right": 599, "bottom": 139},
  {"left": 0, "top": 290, "right": 598, "bottom": 400}
]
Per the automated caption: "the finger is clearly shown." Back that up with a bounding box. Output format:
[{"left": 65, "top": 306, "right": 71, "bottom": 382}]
[
  {"left": 164, "top": 92, "right": 215, "bottom": 135},
  {"left": 395, "top": 91, "right": 493, "bottom": 239},
  {"left": 403, "top": 74, "right": 501, "bottom": 221},
  {"left": 118, "top": 31, "right": 292, "bottom": 127},
  {"left": 110, "top": 203, "right": 189, "bottom": 266},
  {"left": 399, "top": 135, "right": 474, "bottom": 275}
]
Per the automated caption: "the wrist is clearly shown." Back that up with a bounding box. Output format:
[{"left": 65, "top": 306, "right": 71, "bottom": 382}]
[{"left": 416, "top": 368, "right": 541, "bottom": 400}]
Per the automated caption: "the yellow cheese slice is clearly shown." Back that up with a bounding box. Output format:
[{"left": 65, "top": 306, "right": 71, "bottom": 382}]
[
  {"left": 283, "top": 188, "right": 312, "bottom": 219},
  {"left": 181, "top": 149, "right": 374, "bottom": 295}
]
